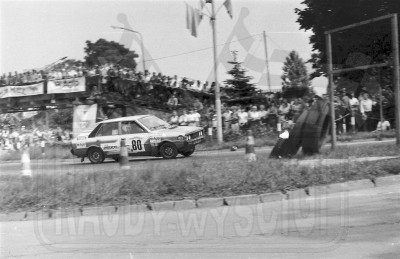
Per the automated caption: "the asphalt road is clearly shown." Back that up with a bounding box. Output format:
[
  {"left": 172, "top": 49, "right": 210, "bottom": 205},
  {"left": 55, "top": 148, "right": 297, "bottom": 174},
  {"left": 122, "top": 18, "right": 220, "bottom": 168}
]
[
  {"left": 1, "top": 181, "right": 399, "bottom": 258},
  {"left": 0, "top": 139, "right": 395, "bottom": 176}
]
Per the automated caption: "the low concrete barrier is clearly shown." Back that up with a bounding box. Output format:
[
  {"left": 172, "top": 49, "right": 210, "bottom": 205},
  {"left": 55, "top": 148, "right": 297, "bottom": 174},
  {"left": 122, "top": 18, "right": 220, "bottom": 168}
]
[
  {"left": 326, "top": 182, "right": 349, "bottom": 194},
  {"left": 196, "top": 197, "right": 224, "bottom": 208},
  {"left": 259, "top": 192, "right": 284, "bottom": 203},
  {"left": 174, "top": 199, "right": 196, "bottom": 210},
  {"left": 149, "top": 201, "right": 174, "bottom": 211},
  {"left": 224, "top": 194, "right": 260, "bottom": 206},
  {"left": 287, "top": 189, "right": 308, "bottom": 200},
  {"left": 376, "top": 174, "right": 400, "bottom": 186},
  {"left": 307, "top": 185, "right": 329, "bottom": 197},
  {"left": 347, "top": 179, "right": 374, "bottom": 190}
]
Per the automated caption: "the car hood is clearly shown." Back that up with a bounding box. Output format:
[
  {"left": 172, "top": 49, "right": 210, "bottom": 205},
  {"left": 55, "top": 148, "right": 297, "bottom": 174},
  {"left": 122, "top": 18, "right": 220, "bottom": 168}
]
[{"left": 152, "top": 126, "right": 202, "bottom": 135}]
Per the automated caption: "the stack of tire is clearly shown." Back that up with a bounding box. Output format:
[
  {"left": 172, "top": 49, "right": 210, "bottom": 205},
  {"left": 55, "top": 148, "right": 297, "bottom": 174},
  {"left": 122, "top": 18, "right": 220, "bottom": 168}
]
[{"left": 270, "top": 100, "right": 331, "bottom": 158}]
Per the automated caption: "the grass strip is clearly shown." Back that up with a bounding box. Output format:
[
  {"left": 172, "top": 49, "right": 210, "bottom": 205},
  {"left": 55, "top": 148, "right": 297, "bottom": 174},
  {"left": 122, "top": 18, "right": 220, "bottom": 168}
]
[{"left": 1, "top": 156, "right": 399, "bottom": 213}]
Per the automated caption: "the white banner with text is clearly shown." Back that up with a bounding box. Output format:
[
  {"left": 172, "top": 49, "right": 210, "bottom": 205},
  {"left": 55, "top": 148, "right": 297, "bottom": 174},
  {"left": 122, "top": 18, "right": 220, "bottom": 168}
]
[
  {"left": 47, "top": 77, "right": 86, "bottom": 94},
  {"left": 0, "top": 82, "right": 44, "bottom": 98}
]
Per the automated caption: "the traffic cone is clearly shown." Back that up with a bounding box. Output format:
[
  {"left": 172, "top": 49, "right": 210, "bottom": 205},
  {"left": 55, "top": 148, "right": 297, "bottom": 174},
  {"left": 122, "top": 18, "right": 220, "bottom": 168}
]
[
  {"left": 119, "top": 138, "right": 130, "bottom": 170},
  {"left": 21, "top": 146, "right": 32, "bottom": 177},
  {"left": 245, "top": 130, "right": 256, "bottom": 162}
]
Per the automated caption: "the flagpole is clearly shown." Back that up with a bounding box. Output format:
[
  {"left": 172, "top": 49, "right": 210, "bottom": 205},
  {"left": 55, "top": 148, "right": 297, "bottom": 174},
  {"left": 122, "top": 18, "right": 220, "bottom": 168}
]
[{"left": 211, "top": 0, "right": 223, "bottom": 144}]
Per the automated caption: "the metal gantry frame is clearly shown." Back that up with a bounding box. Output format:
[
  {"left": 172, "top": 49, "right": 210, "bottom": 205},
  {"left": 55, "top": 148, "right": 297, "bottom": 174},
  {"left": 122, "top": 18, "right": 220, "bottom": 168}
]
[{"left": 325, "top": 13, "right": 400, "bottom": 149}]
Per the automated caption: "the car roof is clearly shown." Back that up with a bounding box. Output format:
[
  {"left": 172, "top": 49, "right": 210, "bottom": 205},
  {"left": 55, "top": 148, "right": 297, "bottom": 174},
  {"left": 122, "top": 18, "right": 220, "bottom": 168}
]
[{"left": 100, "top": 115, "right": 151, "bottom": 123}]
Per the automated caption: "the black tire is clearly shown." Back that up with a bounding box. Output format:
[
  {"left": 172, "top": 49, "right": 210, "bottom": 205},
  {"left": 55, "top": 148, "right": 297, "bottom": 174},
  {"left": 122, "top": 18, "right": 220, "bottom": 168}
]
[
  {"left": 301, "top": 100, "right": 330, "bottom": 155},
  {"left": 87, "top": 147, "right": 105, "bottom": 164},
  {"left": 181, "top": 147, "right": 195, "bottom": 157},
  {"left": 159, "top": 142, "right": 178, "bottom": 159}
]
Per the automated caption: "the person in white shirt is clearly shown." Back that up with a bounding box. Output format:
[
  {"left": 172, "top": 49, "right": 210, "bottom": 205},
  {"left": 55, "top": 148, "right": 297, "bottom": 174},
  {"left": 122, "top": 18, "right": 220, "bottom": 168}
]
[
  {"left": 376, "top": 119, "right": 391, "bottom": 131},
  {"left": 192, "top": 109, "right": 201, "bottom": 127},
  {"left": 222, "top": 108, "right": 232, "bottom": 132},
  {"left": 248, "top": 106, "right": 260, "bottom": 127},
  {"left": 258, "top": 105, "right": 268, "bottom": 124},
  {"left": 238, "top": 107, "right": 249, "bottom": 129},
  {"left": 179, "top": 109, "right": 188, "bottom": 126},
  {"left": 360, "top": 92, "right": 374, "bottom": 131},
  {"left": 186, "top": 109, "right": 197, "bottom": 126},
  {"left": 169, "top": 110, "right": 179, "bottom": 126}
]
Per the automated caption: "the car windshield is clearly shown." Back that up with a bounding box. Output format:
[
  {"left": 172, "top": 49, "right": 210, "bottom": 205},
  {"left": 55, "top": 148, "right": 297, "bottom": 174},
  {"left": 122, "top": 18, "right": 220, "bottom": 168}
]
[{"left": 138, "top": 116, "right": 170, "bottom": 131}]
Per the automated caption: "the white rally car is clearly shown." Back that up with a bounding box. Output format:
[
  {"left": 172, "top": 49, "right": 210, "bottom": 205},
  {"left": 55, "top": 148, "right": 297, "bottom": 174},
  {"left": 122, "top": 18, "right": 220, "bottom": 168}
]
[{"left": 71, "top": 115, "right": 205, "bottom": 164}]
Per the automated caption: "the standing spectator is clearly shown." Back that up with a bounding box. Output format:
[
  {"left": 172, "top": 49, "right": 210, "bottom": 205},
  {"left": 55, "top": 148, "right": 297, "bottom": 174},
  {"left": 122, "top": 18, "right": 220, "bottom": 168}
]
[
  {"left": 186, "top": 109, "right": 197, "bottom": 126},
  {"left": 259, "top": 105, "right": 268, "bottom": 125},
  {"left": 167, "top": 93, "right": 179, "bottom": 110},
  {"left": 248, "top": 106, "right": 260, "bottom": 127},
  {"left": 222, "top": 107, "right": 232, "bottom": 132},
  {"left": 179, "top": 109, "right": 188, "bottom": 126},
  {"left": 267, "top": 102, "right": 279, "bottom": 131},
  {"left": 169, "top": 110, "right": 179, "bottom": 125},
  {"left": 349, "top": 91, "right": 360, "bottom": 131},
  {"left": 230, "top": 106, "right": 240, "bottom": 133},
  {"left": 238, "top": 107, "right": 249, "bottom": 129},
  {"left": 192, "top": 109, "right": 201, "bottom": 127},
  {"left": 340, "top": 90, "right": 351, "bottom": 132},
  {"left": 278, "top": 99, "right": 291, "bottom": 120},
  {"left": 360, "top": 92, "right": 374, "bottom": 131}
]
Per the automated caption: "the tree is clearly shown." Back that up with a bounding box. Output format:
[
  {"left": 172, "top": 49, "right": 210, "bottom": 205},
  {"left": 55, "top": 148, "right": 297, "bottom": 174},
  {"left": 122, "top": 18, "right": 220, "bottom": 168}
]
[
  {"left": 84, "top": 39, "right": 139, "bottom": 68},
  {"left": 224, "top": 51, "right": 256, "bottom": 98},
  {"left": 295, "top": 0, "right": 400, "bottom": 79},
  {"left": 281, "top": 50, "right": 312, "bottom": 98}
]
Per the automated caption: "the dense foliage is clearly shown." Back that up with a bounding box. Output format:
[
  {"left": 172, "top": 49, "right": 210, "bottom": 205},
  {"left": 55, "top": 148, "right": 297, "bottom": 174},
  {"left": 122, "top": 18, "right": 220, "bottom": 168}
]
[
  {"left": 281, "top": 50, "right": 312, "bottom": 98},
  {"left": 84, "top": 39, "right": 138, "bottom": 68},
  {"left": 223, "top": 51, "right": 257, "bottom": 98}
]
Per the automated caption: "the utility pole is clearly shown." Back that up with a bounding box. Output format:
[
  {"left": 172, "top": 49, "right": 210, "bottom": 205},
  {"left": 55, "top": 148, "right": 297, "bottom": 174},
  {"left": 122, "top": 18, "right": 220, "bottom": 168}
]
[
  {"left": 391, "top": 14, "right": 400, "bottom": 145},
  {"left": 210, "top": 0, "right": 223, "bottom": 144},
  {"left": 262, "top": 31, "right": 272, "bottom": 91},
  {"left": 326, "top": 33, "right": 336, "bottom": 150}
]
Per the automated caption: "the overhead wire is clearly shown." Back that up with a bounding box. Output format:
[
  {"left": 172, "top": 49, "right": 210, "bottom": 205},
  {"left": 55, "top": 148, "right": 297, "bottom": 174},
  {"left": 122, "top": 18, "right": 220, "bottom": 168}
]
[{"left": 143, "top": 33, "right": 262, "bottom": 62}]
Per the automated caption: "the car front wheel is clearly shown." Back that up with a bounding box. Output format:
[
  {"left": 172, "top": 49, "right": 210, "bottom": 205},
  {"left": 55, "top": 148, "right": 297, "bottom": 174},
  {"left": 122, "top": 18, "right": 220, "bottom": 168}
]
[
  {"left": 160, "top": 142, "right": 178, "bottom": 159},
  {"left": 87, "top": 147, "right": 105, "bottom": 164}
]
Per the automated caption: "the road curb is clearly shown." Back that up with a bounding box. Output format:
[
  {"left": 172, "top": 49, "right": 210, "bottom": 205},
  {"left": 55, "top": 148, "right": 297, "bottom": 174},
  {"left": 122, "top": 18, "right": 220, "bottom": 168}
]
[
  {"left": 286, "top": 189, "right": 308, "bottom": 200},
  {"left": 1, "top": 174, "right": 400, "bottom": 222},
  {"left": 224, "top": 194, "right": 260, "bottom": 206},
  {"left": 259, "top": 192, "right": 284, "bottom": 203},
  {"left": 174, "top": 199, "right": 197, "bottom": 210},
  {"left": 149, "top": 201, "right": 174, "bottom": 211},
  {"left": 375, "top": 174, "right": 399, "bottom": 186},
  {"left": 196, "top": 197, "right": 224, "bottom": 208}
]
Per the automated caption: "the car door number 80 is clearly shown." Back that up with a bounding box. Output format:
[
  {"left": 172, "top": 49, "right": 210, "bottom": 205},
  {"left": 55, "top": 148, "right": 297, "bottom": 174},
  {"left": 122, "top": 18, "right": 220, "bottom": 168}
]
[{"left": 131, "top": 140, "right": 143, "bottom": 151}]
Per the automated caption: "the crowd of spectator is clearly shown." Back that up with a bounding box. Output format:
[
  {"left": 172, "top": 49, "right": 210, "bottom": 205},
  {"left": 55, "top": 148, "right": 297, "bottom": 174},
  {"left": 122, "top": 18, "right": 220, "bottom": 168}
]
[
  {"left": 1, "top": 62, "right": 393, "bottom": 143},
  {"left": 0, "top": 125, "right": 72, "bottom": 151}
]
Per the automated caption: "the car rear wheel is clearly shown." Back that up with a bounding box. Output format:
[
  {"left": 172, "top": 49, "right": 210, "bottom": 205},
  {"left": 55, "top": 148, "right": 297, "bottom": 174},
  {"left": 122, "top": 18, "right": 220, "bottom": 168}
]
[
  {"left": 160, "top": 142, "right": 178, "bottom": 159},
  {"left": 87, "top": 147, "right": 105, "bottom": 164},
  {"left": 181, "top": 147, "right": 195, "bottom": 157}
]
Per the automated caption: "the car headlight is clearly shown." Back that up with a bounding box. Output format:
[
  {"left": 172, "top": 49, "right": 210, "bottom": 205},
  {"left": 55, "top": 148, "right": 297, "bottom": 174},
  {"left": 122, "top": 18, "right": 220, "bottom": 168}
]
[
  {"left": 186, "top": 135, "right": 191, "bottom": 140},
  {"left": 177, "top": 135, "right": 185, "bottom": 141}
]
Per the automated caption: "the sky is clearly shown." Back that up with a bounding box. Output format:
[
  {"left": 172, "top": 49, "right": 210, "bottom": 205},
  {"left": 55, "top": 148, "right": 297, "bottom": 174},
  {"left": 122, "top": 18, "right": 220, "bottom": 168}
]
[{"left": 0, "top": 0, "right": 328, "bottom": 94}]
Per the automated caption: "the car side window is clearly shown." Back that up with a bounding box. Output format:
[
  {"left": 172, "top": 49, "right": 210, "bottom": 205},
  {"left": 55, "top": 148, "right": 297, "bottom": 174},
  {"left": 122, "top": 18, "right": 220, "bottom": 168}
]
[
  {"left": 96, "top": 122, "right": 119, "bottom": 137},
  {"left": 121, "top": 121, "right": 145, "bottom": 135}
]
